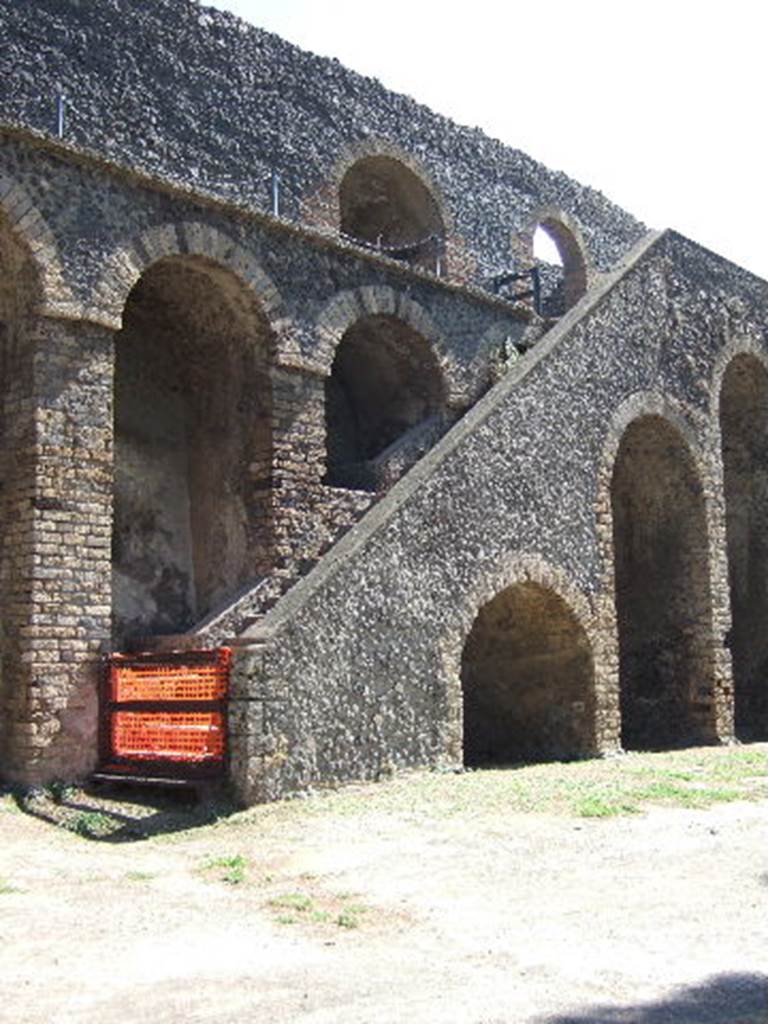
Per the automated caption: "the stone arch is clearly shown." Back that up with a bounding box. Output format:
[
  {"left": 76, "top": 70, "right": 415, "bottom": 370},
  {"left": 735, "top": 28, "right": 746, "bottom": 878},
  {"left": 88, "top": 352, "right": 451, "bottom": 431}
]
[
  {"left": 0, "top": 171, "right": 73, "bottom": 317},
  {"left": 610, "top": 407, "right": 718, "bottom": 750},
  {"left": 111, "top": 248, "right": 275, "bottom": 646},
  {"left": 315, "top": 285, "right": 457, "bottom": 393},
  {"left": 87, "top": 222, "right": 287, "bottom": 335},
  {"left": 307, "top": 140, "right": 452, "bottom": 276},
  {"left": 441, "top": 553, "right": 599, "bottom": 767},
  {"left": 323, "top": 312, "right": 449, "bottom": 490},
  {"left": 718, "top": 349, "right": 768, "bottom": 740},
  {"left": 518, "top": 206, "right": 590, "bottom": 316}
]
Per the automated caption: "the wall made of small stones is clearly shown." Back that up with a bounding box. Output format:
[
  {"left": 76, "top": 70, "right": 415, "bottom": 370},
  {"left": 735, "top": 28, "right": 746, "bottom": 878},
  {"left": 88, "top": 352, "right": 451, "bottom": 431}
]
[
  {"left": 229, "top": 232, "right": 768, "bottom": 804},
  {"left": 0, "top": 0, "right": 645, "bottom": 285},
  {"left": 0, "top": 133, "right": 529, "bottom": 784}
]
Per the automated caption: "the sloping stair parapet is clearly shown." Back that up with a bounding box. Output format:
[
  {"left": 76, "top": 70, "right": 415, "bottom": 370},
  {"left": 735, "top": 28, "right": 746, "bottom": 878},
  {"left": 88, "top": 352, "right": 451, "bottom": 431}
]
[
  {"left": 243, "top": 231, "right": 667, "bottom": 648},
  {"left": 138, "top": 483, "right": 376, "bottom": 653}
]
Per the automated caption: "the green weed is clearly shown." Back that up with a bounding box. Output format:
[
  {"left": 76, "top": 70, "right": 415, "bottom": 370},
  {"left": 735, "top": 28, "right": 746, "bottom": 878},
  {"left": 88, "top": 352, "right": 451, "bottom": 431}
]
[
  {"left": 575, "top": 795, "right": 638, "bottom": 818},
  {"left": 69, "top": 811, "right": 114, "bottom": 838},
  {"left": 201, "top": 854, "right": 248, "bottom": 885},
  {"left": 269, "top": 892, "right": 313, "bottom": 913}
]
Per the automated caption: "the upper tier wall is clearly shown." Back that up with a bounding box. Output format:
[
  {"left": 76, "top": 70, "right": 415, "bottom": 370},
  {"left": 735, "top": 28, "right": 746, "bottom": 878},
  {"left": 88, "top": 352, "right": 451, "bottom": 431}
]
[{"left": 0, "top": 0, "right": 645, "bottom": 282}]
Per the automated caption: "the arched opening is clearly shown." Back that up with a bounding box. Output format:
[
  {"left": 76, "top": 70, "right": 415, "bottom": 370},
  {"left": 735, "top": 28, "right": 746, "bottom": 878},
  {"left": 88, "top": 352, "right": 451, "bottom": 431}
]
[
  {"left": 532, "top": 217, "right": 587, "bottom": 316},
  {"left": 461, "top": 582, "right": 595, "bottom": 767},
  {"left": 720, "top": 355, "right": 768, "bottom": 740},
  {"left": 611, "top": 415, "right": 715, "bottom": 750},
  {"left": 112, "top": 256, "right": 273, "bottom": 646},
  {"left": 324, "top": 314, "right": 446, "bottom": 491},
  {"left": 339, "top": 156, "right": 446, "bottom": 274}
]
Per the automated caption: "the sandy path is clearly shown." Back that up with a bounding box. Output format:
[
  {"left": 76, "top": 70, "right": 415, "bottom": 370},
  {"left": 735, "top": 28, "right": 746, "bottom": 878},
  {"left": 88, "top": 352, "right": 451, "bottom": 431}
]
[{"left": 1, "top": 790, "right": 766, "bottom": 1023}]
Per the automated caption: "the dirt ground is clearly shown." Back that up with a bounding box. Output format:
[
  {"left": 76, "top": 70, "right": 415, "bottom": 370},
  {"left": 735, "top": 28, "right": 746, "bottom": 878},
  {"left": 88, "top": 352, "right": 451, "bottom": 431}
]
[{"left": 1, "top": 747, "right": 767, "bottom": 1024}]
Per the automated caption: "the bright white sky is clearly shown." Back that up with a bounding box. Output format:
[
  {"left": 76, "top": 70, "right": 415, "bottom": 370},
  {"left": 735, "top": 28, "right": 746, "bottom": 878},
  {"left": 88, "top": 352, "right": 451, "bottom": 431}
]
[{"left": 204, "top": 0, "right": 768, "bottom": 280}]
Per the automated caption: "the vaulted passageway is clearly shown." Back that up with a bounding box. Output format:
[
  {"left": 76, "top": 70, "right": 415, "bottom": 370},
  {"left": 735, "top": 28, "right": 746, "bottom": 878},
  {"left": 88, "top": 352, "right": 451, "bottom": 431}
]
[
  {"left": 324, "top": 313, "right": 446, "bottom": 491},
  {"left": 112, "top": 256, "right": 273, "bottom": 646},
  {"left": 720, "top": 355, "right": 768, "bottom": 740},
  {"left": 461, "top": 582, "right": 595, "bottom": 766},
  {"left": 612, "top": 415, "right": 715, "bottom": 750},
  {"left": 340, "top": 156, "right": 446, "bottom": 273}
]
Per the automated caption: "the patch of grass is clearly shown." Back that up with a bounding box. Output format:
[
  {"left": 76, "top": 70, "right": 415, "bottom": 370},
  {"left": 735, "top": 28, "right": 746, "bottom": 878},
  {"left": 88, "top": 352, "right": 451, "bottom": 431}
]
[
  {"left": 0, "top": 876, "right": 19, "bottom": 894},
  {"left": 125, "top": 870, "right": 156, "bottom": 882},
  {"left": 336, "top": 908, "right": 361, "bottom": 929},
  {"left": 575, "top": 795, "right": 638, "bottom": 818},
  {"left": 68, "top": 811, "right": 115, "bottom": 838},
  {"left": 629, "top": 781, "right": 744, "bottom": 809},
  {"left": 47, "top": 781, "right": 77, "bottom": 805},
  {"left": 201, "top": 853, "right": 248, "bottom": 885},
  {"left": 269, "top": 892, "right": 313, "bottom": 913},
  {"left": 267, "top": 890, "right": 370, "bottom": 930},
  {"left": 336, "top": 897, "right": 368, "bottom": 929},
  {"left": 0, "top": 796, "right": 19, "bottom": 815}
]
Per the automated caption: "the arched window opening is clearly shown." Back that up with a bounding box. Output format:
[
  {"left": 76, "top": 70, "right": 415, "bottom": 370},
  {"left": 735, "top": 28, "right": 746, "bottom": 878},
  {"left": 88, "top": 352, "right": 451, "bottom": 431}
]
[
  {"left": 461, "top": 582, "right": 595, "bottom": 767},
  {"left": 339, "top": 156, "right": 446, "bottom": 274},
  {"left": 532, "top": 218, "right": 587, "bottom": 317},
  {"left": 324, "top": 314, "right": 446, "bottom": 491},
  {"left": 612, "top": 416, "right": 715, "bottom": 750},
  {"left": 112, "top": 257, "right": 273, "bottom": 647},
  {"left": 721, "top": 355, "right": 768, "bottom": 741}
]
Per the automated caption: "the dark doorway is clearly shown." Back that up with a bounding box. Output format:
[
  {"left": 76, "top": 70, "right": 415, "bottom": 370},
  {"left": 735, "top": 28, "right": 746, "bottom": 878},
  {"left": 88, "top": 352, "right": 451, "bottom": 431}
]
[
  {"left": 612, "top": 415, "right": 715, "bottom": 750},
  {"left": 461, "top": 582, "right": 595, "bottom": 766}
]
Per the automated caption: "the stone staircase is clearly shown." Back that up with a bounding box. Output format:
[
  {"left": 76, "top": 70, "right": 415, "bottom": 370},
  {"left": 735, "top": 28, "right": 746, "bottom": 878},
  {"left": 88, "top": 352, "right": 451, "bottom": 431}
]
[
  {"left": 137, "top": 411, "right": 462, "bottom": 654},
  {"left": 137, "top": 485, "right": 376, "bottom": 653}
]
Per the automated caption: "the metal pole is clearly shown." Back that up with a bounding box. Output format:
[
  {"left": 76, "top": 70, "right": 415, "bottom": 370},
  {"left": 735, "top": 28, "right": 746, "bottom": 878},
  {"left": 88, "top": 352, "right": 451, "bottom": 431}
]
[
  {"left": 56, "top": 94, "right": 66, "bottom": 139},
  {"left": 531, "top": 266, "right": 542, "bottom": 316},
  {"left": 271, "top": 171, "right": 281, "bottom": 217}
]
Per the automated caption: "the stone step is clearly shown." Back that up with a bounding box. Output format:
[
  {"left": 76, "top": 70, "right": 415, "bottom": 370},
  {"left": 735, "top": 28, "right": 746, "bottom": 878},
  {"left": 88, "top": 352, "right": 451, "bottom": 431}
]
[{"left": 129, "top": 632, "right": 268, "bottom": 654}]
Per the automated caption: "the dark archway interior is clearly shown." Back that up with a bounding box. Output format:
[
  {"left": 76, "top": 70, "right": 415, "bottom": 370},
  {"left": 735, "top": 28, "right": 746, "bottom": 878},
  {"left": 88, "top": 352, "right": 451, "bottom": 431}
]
[
  {"left": 112, "top": 256, "right": 273, "bottom": 646},
  {"left": 340, "top": 156, "right": 445, "bottom": 273},
  {"left": 325, "top": 314, "right": 445, "bottom": 491},
  {"left": 612, "top": 416, "right": 714, "bottom": 750},
  {"left": 534, "top": 218, "right": 587, "bottom": 317},
  {"left": 721, "top": 355, "right": 768, "bottom": 740},
  {"left": 461, "top": 582, "right": 595, "bottom": 767}
]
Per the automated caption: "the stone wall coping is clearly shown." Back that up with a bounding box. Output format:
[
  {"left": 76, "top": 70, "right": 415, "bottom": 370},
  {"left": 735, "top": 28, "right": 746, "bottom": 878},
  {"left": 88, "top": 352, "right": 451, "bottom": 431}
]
[
  {"left": 243, "top": 228, "right": 666, "bottom": 645},
  {"left": 0, "top": 121, "right": 529, "bottom": 326}
]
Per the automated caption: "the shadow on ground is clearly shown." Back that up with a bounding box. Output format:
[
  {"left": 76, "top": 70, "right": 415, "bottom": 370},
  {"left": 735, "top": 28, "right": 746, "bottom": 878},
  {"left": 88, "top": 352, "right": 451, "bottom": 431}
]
[
  {"left": 12, "top": 783, "right": 236, "bottom": 842},
  {"left": 535, "top": 973, "right": 768, "bottom": 1024}
]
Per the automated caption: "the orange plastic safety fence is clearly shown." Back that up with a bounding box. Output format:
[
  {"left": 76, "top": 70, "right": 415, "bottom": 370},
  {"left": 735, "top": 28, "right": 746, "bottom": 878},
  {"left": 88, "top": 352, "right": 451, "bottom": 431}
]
[
  {"left": 109, "top": 649, "right": 231, "bottom": 703},
  {"left": 111, "top": 711, "right": 225, "bottom": 763}
]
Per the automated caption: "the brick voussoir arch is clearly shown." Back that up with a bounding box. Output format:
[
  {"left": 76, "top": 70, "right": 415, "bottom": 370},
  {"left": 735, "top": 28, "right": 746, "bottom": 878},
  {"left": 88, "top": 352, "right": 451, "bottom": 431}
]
[
  {"left": 599, "top": 390, "right": 709, "bottom": 491},
  {"left": 515, "top": 204, "right": 593, "bottom": 310},
  {"left": 0, "top": 170, "right": 76, "bottom": 318},
  {"left": 314, "top": 285, "right": 460, "bottom": 403},
  {"left": 437, "top": 551, "right": 599, "bottom": 763},
  {"left": 595, "top": 390, "right": 712, "bottom": 609},
  {"left": 306, "top": 137, "right": 455, "bottom": 238},
  {"left": 595, "top": 388, "right": 713, "bottom": 596},
  {"left": 711, "top": 335, "right": 768, "bottom": 421},
  {"left": 86, "top": 221, "right": 288, "bottom": 332}
]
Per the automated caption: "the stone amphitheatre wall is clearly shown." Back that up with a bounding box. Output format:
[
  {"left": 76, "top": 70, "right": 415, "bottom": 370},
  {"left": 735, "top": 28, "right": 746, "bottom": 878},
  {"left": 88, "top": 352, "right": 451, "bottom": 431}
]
[
  {"left": 1, "top": 0, "right": 765, "bottom": 798},
  {"left": 227, "top": 232, "right": 768, "bottom": 803},
  {"left": 0, "top": 129, "right": 527, "bottom": 784},
  {"left": 0, "top": 0, "right": 644, "bottom": 284}
]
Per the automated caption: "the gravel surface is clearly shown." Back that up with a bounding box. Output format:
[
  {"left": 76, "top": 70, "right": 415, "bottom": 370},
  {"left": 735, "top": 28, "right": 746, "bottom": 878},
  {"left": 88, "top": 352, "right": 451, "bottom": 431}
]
[{"left": 1, "top": 762, "right": 766, "bottom": 1023}]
